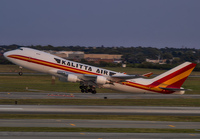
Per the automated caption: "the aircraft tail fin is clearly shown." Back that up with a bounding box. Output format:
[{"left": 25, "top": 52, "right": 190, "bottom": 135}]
[{"left": 151, "top": 62, "right": 196, "bottom": 89}]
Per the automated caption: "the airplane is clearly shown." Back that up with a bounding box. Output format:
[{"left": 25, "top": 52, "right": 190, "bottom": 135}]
[{"left": 3, "top": 47, "right": 196, "bottom": 94}]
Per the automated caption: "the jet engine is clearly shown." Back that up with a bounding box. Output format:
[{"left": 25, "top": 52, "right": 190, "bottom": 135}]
[
  {"left": 67, "top": 74, "right": 79, "bottom": 82},
  {"left": 59, "top": 74, "right": 79, "bottom": 83},
  {"left": 96, "top": 76, "right": 109, "bottom": 84}
]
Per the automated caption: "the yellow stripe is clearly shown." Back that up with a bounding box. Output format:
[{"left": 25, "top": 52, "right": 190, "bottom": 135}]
[
  {"left": 12, "top": 55, "right": 28, "bottom": 60},
  {"left": 10, "top": 55, "right": 96, "bottom": 75},
  {"left": 125, "top": 82, "right": 150, "bottom": 90},
  {"left": 158, "top": 67, "right": 195, "bottom": 88},
  {"left": 124, "top": 67, "right": 195, "bottom": 92}
]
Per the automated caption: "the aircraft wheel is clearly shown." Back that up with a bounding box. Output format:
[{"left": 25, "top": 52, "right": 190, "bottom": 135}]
[
  {"left": 18, "top": 72, "right": 23, "bottom": 76},
  {"left": 81, "top": 89, "right": 85, "bottom": 93},
  {"left": 88, "top": 89, "right": 92, "bottom": 92},
  {"left": 91, "top": 90, "right": 96, "bottom": 94}
]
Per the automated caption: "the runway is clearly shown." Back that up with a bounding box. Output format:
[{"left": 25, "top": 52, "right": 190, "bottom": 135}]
[
  {"left": 0, "top": 119, "right": 200, "bottom": 129},
  {"left": 1, "top": 105, "right": 200, "bottom": 116},
  {"left": 1, "top": 92, "right": 200, "bottom": 99},
  {"left": 1, "top": 91, "right": 200, "bottom": 138},
  {"left": 0, "top": 132, "right": 200, "bottom": 139}
]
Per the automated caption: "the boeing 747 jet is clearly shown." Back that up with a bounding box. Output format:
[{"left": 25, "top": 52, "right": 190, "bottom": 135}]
[{"left": 4, "top": 47, "right": 196, "bottom": 94}]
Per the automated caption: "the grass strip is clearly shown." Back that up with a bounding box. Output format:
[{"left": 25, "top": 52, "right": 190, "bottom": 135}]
[
  {"left": 1, "top": 114, "right": 200, "bottom": 122},
  {"left": 0, "top": 99, "right": 200, "bottom": 106},
  {"left": 0, "top": 127, "right": 200, "bottom": 133},
  {"left": 1, "top": 74, "right": 200, "bottom": 94}
]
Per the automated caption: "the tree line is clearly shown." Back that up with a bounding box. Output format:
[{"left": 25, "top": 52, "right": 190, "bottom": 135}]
[{"left": 0, "top": 44, "right": 200, "bottom": 71}]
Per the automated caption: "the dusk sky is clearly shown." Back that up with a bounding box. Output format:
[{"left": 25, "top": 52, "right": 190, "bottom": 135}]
[{"left": 0, "top": 0, "right": 200, "bottom": 48}]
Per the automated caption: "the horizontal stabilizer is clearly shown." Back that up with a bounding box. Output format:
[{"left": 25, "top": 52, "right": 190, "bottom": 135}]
[
  {"left": 159, "top": 87, "right": 191, "bottom": 91},
  {"left": 142, "top": 72, "right": 153, "bottom": 77}
]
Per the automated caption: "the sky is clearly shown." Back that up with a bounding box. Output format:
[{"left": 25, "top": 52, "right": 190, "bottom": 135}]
[{"left": 0, "top": 0, "right": 200, "bottom": 48}]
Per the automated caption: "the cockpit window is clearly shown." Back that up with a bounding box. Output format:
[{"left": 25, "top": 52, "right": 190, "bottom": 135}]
[{"left": 17, "top": 47, "right": 23, "bottom": 51}]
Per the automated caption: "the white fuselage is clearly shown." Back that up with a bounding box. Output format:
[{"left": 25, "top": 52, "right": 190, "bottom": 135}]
[{"left": 4, "top": 47, "right": 188, "bottom": 94}]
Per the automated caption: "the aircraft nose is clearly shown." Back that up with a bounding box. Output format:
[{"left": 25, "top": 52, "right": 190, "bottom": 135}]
[
  {"left": 3, "top": 51, "right": 13, "bottom": 60},
  {"left": 3, "top": 51, "right": 9, "bottom": 58}
]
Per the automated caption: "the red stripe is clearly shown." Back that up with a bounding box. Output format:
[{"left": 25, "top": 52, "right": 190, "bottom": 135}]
[
  {"left": 9, "top": 54, "right": 192, "bottom": 94},
  {"left": 124, "top": 81, "right": 174, "bottom": 94},
  {"left": 8, "top": 55, "right": 100, "bottom": 75},
  {"left": 151, "top": 63, "right": 196, "bottom": 86}
]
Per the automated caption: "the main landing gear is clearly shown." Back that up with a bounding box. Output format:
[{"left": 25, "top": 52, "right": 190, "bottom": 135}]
[{"left": 79, "top": 85, "right": 97, "bottom": 94}]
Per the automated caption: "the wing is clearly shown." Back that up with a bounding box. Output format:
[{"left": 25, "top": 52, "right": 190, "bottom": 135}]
[
  {"left": 109, "top": 72, "right": 153, "bottom": 82},
  {"left": 56, "top": 70, "right": 140, "bottom": 84},
  {"left": 109, "top": 74, "right": 140, "bottom": 82}
]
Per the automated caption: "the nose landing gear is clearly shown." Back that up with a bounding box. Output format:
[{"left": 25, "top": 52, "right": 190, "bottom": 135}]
[
  {"left": 18, "top": 66, "right": 23, "bottom": 76},
  {"left": 18, "top": 72, "right": 23, "bottom": 76}
]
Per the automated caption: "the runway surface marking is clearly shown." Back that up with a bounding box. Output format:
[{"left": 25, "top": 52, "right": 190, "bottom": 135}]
[
  {"left": 1, "top": 119, "right": 200, "bottom": 129},
  {"left": 80, "top": 133, "right": 85, "bottom": 135}
]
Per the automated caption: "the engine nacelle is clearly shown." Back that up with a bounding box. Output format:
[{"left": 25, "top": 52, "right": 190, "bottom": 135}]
[
  {"left": 96, "top": 76, "right": 109, "bottom": 84},
  {"left": 67, "top": 74, "right": 79, "bottom": 82},
  {"left": 59, "top": 74, "right": 79, "bottom": 83}
]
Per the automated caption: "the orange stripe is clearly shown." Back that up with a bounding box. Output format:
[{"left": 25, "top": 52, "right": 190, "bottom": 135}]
[
  {"left": 151, "top": 63, "right": 196, "bottom": 86},
  {"left": 8, "top": 55, "right": 195, "bottom": 94},
  {"left": 124, "top": 65, "right": 195, "bottom": 93},
  {"left": 124, "top": 81, "right": 173, "bottom": 94},
  {"left": 8, "top": 55, "right": 99, "bottom": 75},
  {"left": 158, "top": 67, "right": 195, "bottom": 88}
]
